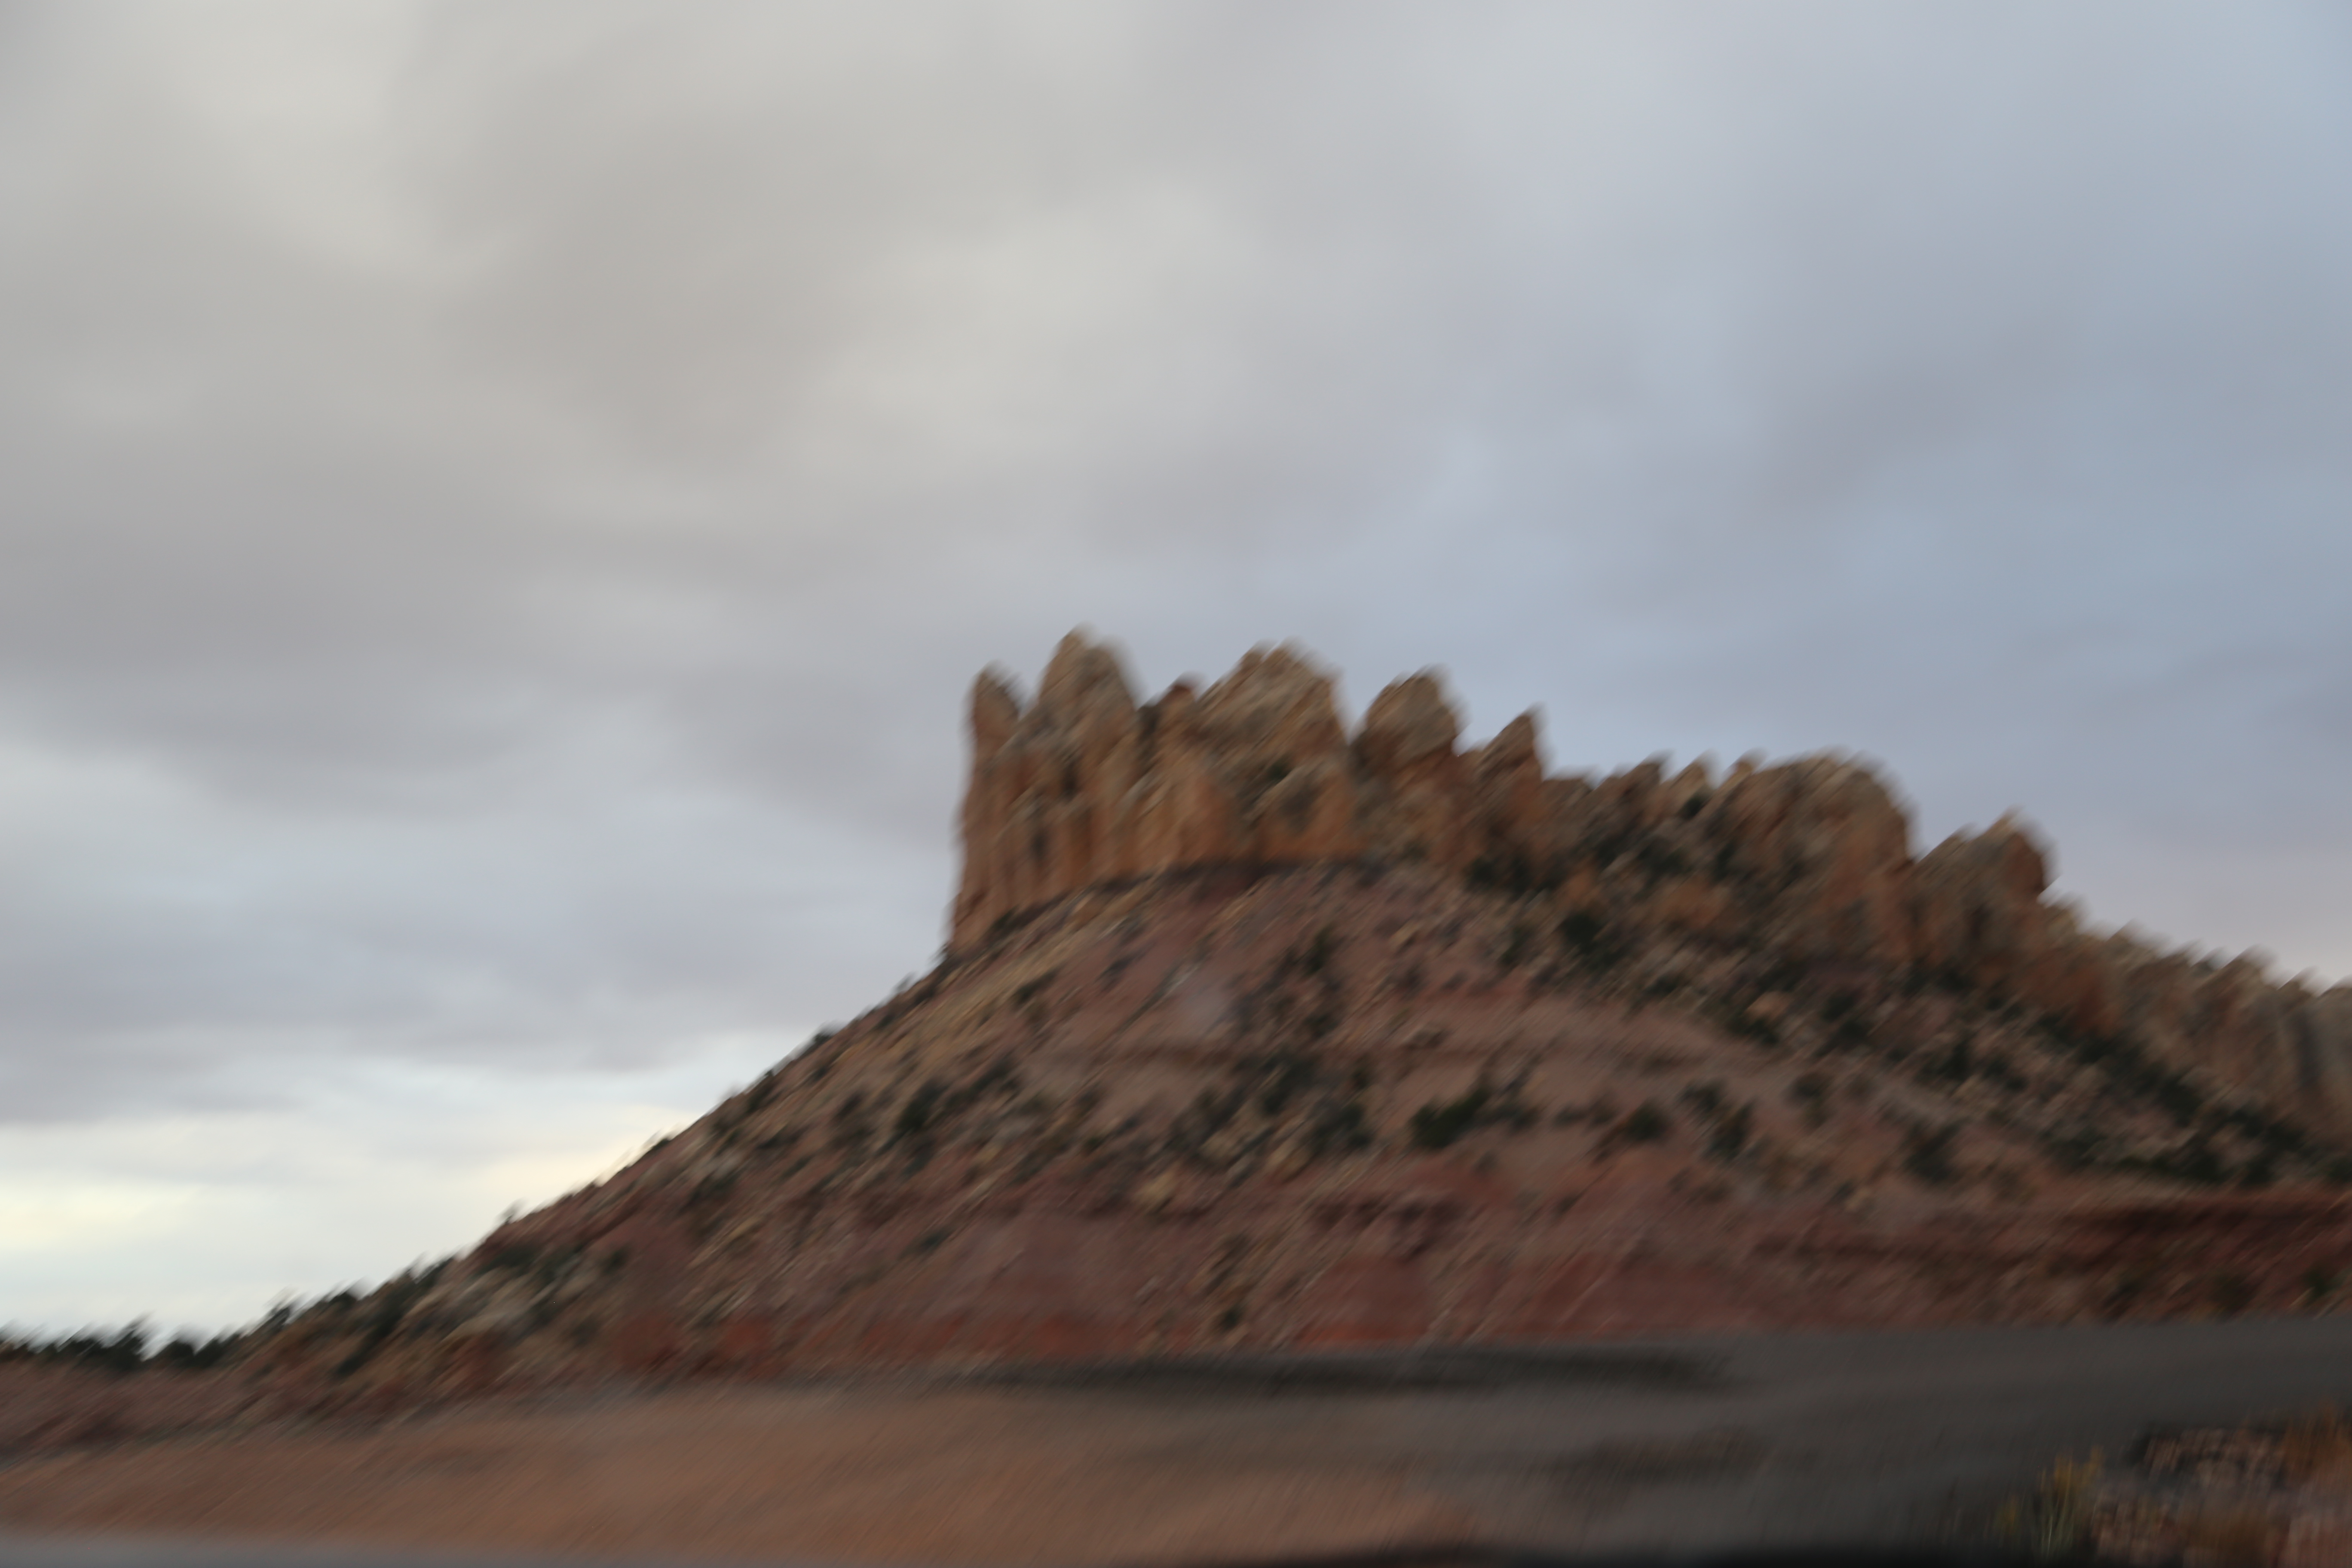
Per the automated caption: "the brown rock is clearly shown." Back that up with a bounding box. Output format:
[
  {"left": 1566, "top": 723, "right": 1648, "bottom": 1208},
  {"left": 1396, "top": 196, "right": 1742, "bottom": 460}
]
[
  {"left": 955, "top": 639, "right": 1369, "bottom": 946},
  {"left": 1468, "top": 710, "right": 1550, "bottom": 869},
  {"left": 949, "top": 670, "right": 1026, "bottom": 947},
  {"left": 951, "top": 632, "right": 1144, "bottom": 947},
  {"left": 1192, "top": 644, "right": 1360, "bottom": 865},
  {"left": 2296, "top": 987, "right": 2352, "bottom": 1138},
  {"left": 2196, "top": 955, "right": 2297, "bottom": 1107},
  {"left": 2018, "top": 929, "right": 2127, "bottom": 1041},
  {"left": 1578, "top": 758, "right": 1664, "bottom": 851},
  {"left": 1911, "top": 813, "right": 2053, "bottom": 989},
  {"left": 1354, "top": 672, "right": 1469, "bottom": 867},
  {"left": 1712, "top": 757, "right": 1917, "bottom": 967}
]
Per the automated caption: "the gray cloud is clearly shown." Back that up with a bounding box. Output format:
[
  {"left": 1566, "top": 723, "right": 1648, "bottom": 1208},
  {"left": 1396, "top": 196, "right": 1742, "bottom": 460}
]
[{"left": 4, "top": 0, "right": 2351, "bottom": 1320}]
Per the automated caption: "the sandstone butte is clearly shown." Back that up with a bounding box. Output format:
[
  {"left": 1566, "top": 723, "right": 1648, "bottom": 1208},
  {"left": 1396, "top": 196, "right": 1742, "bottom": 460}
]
[{"left": 13, "top": 631, "right": 2352, "bottom": 1446}]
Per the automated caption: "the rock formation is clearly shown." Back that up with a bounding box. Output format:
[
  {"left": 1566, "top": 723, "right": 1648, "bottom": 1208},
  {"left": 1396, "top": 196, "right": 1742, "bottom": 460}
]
[
  {"left": 47, "top": 632, "right": 2352, "bottom": 1441},
  {"left": 958, "top": 634, "right": 2352, "bottom": 1138}
]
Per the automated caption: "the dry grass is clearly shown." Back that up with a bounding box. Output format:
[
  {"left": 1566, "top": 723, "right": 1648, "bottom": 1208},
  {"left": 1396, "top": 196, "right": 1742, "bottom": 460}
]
[
  {"left": 2006, "top": 1409, "right": 2352, "bottom": 1567},
  {"left": 1995, "top": 1449, "right": 2102, "bottom": 1559}
]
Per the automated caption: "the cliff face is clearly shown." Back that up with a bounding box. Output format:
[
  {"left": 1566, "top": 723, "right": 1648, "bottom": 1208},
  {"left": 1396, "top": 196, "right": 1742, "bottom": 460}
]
[{"left": 958, "top": 632, "right": 2352, "bottom": 1136}]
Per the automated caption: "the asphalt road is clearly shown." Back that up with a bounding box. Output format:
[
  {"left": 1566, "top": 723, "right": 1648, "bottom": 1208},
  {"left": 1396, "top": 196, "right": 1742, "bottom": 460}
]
[
  {"left": 958, "top": 1316, "right": 2352, "bottom": 1550},
  {"left": 10, "top": 1315, "right": 2352, "bottom": 1565}
]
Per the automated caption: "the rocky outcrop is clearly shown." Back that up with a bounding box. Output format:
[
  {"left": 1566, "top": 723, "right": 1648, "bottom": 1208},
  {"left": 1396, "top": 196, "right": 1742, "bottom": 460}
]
[
  {"left": 956, "top": 632, "right": 2352, "bottom": 1142},
  {"left": 952, "top": 635, "right": 1367, "bottom": 945}
]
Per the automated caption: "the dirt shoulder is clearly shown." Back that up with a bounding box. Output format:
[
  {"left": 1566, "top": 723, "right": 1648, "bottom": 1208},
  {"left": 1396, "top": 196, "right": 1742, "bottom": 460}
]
[
  {"left": 13, "top": 1321, "right": 2352, "bottom": 1564},
  {"left": 0, "top": 1380, "right": 1476, "bottom": 1566}
]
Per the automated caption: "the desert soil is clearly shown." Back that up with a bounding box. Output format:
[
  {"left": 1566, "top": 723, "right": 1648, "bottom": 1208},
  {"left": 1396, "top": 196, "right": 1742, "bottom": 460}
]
[{"left": 12, "top": 1320, "right": 2352, "bottom": 1566}]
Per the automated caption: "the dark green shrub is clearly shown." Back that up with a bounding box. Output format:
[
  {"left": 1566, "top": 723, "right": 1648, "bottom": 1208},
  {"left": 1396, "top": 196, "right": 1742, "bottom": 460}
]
[
  {"left": 1253, "top": 1049, "right": 1319, "bottom": 1116},
  {"left": 1706, "top": 1104, "right": 1752, "bottom": 1162},
  {"left": 1902, "top": 1124, "right": 1960, "bottom": 1187},
  {"left": 1308, "top": 1098, "right": 1373, "bottom": 1156},
  {"left": 1680, "top": 1080, "right": 1725, "bottom": 1118},
  {"left": 1920, "top": 1040, "right": 1972, "bottom": 1086},
  {"left": 1619, "top": 1101, "right": 1671, "bottom": 1143},
  {"left": 894, "top": 1081, "right": 944, "bottom": 1141},
  {"left": 1558, "top": 911, "right": 1624, "bottom": 970},
  {"left": 1466, "top": 852, "right": 1558, "bottom": 897},
  {"left": 1410, "top": 1083, "right": 1492, "bottom": 1149},
  {"left": 153, "top": 1332, "right": 236, "bottom": 1372},
  {"left": 1635, "top": 840, "right": 1691, "bottom": 879},
  {"left": 485, "top": 1240, "right": 541, "bottom": 1274},
  {"left": 2171, "top": 1139, "right": 2228, "bottom": 1186}
]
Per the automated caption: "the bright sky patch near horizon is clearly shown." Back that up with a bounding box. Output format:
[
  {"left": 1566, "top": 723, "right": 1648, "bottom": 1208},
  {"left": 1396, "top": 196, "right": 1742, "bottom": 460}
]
[{"left": 3, "top": 1, "right": 2349, "bottom": 1334}]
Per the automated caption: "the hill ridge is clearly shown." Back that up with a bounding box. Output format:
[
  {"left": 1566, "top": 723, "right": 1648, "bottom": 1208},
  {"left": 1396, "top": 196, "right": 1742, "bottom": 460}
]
[{"left": 22, "top": 633, "right": 2350, "bottom": 1435}]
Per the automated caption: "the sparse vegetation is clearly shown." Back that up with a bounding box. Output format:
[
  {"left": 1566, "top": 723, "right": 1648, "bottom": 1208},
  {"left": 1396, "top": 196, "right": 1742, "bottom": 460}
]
[
  {"left": 1993, "top": 1412, "right": 2352, "bottom": 1565},
  {"left": 0, "top": 1323, "right": 153, "bottom": 1375},
  {"left": 1635, "top": 839, "right": 1691, "bottom": 880},
  {"left": 1722, "top": 1002, "right": 1782, "bottom": 1047},
  {"left": 2, "top": 1313, "right": 264, "bottom": 1377},
  {"left": 1410, "top": 1083, "right": 1492, "bottom": 1149},
  {"left": 1292, "top": 925, "right": 1338, "bottom": 977},
  {"left": 1919, "top": 1038, "right": 1972, "bottom": 1086},
  {"left": 1902, "top": 1123, "right": 1961, "bottom": 1187},
  {"left": 1789, "top": 1071, "right": 1832, "bottom": 1128},
  {"left": 2208, "top": 1271, "right": 2257, "bottom": 1316},
  {"left": 1618, "top": 1101, "right": 1671, "bottom": 1144},
  {"left": 1249, "top": 1049, "right": 1319, "bottom": 1117},
  {"left": 894, "top": 1080, "right": 946, "bottom": 1142},
  {"left": 1706, "top": 1103, "right": 1752, "bottom": 1162},
  {"left": 1673, "top": 1080, "right": 1751, "bottom": 1162},
  {"left": 831, "top": 1090, "right": 874, "bottom": 1153},
  {"left": 1465, "top": 850, "right": 1559, "bottom": 897},
  {"left": 1307, "top": 1096, "right": 1373, "bottom": 1157},
  {"left": 1557, "top": 910, "right": 1624, "bottom": 971},
  {"left": 1993, "top": 1449, "right": 2102, "bottom": 1560}
]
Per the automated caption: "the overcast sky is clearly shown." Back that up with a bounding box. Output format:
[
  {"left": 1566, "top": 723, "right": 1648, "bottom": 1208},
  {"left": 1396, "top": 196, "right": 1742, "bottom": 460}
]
[{"left": 5, "top": 1, "right": 2349, "bottom": 1333}]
